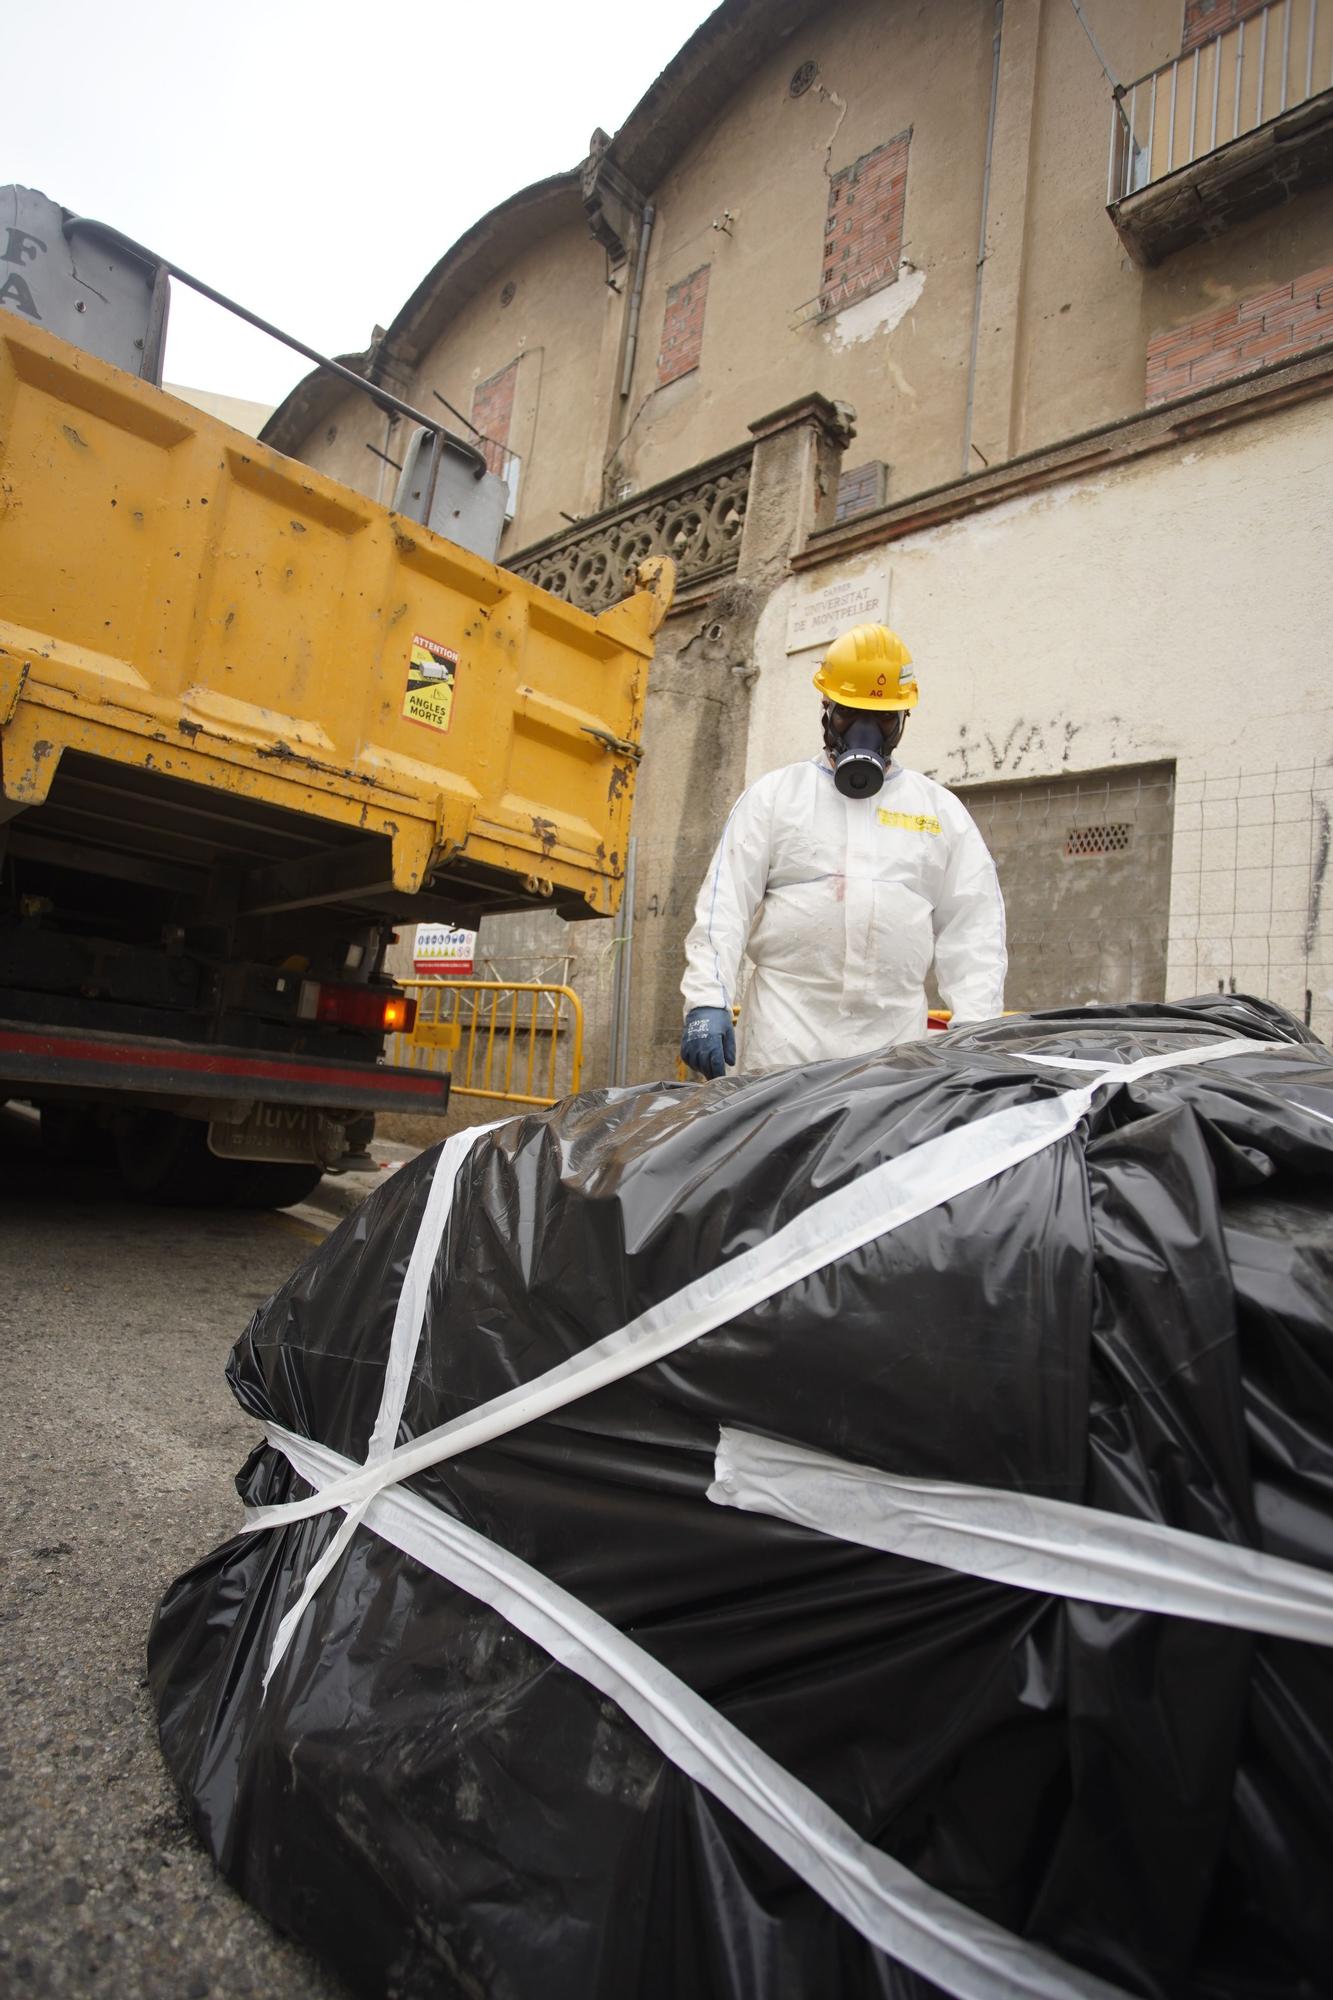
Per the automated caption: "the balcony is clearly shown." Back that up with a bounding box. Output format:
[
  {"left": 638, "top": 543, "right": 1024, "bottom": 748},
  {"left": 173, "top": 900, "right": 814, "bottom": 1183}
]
[
  {"left": 507, "top": 442, "right": 752, "bottom": 614},
  {"left": 1108, "top": 0, "right": 1333, "bottom": 265}
]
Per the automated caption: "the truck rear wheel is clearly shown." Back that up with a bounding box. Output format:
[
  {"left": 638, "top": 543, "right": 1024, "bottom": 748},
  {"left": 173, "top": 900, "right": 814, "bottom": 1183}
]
[
  {"left": 40, "top": 1104, "right": 115, "bottom": 1166},
  {"left": 214, "top": 1159, "right": 326, "bottom": 1210},
  {"left": 115, "top": 1113, "right": 323, "bottom": 1211}
]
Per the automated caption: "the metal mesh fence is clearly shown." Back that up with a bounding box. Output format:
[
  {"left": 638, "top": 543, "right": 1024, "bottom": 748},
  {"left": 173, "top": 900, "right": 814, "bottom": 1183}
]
[
  {"left": 949, "top": 762, "right": 1331, "bottom": 1040},
  {"left": 1168, "top": 765, "right": 1332, "bottom": 1039}
]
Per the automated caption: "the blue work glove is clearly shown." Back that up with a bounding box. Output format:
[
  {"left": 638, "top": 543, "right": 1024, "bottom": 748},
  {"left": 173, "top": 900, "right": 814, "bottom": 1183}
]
[{"left": 680, "top": 1006, "right": 736, "bottom": 1079}]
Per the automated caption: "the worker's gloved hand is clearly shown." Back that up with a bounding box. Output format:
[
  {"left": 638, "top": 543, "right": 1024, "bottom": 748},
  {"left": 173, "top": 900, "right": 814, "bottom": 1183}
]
[{"left": 680, "top": 1006, "right": 735, "bottom": 1080}]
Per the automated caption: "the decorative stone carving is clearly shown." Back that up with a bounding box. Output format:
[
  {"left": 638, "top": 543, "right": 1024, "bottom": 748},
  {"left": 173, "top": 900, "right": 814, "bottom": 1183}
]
[
  {"left": 510, "top": 445, "right": 752, "bottom": 613},
  {"left": 581, "top": 134, "right": 646, "bottom": 269}
]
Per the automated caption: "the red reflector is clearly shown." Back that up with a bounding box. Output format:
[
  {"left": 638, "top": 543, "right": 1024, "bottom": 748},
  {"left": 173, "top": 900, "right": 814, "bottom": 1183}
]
[{"left": 315, "top": 986, "right": 416, "bottom": 1034}]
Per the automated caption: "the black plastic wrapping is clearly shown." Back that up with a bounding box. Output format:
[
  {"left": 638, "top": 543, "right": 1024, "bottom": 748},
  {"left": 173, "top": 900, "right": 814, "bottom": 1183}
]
[{"left": 149, "top": 999, "right": 1333, "bottom": 1999}]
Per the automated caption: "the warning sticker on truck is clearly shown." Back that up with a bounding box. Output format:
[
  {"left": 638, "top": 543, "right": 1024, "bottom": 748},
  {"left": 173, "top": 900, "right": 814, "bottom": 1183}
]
[{"left": 402, "top": 633, "right": 459, "bottom": 733}]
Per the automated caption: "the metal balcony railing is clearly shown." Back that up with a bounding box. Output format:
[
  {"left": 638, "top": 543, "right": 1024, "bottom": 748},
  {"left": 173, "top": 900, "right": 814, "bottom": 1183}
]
[{"left": 1109, "top": 0, "right": 1333, "bottom": 202}]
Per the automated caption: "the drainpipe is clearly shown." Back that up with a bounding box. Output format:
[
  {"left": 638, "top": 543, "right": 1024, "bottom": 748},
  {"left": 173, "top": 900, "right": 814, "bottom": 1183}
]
[
  {"left": 619, "top": 204, "right": 656, "bottom": 400},
  {"left": 606, "top": 835, "right": 638, "bottom": 1085},
  {"left": 615, "top": 835, "right": 637, "bottom": 1084},
  {"left": 962, "top": 0, "right": 1004, "bottom": 477}
]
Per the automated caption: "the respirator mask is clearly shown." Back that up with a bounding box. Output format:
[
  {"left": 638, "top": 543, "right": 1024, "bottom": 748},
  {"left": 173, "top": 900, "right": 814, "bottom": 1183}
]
[{"left": 822, "top": 702, "right": 905, "bottom": 800}]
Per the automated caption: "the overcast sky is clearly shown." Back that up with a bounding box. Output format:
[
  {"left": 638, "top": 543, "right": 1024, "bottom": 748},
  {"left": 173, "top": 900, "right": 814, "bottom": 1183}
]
[{"left": 8, "top": 0, "right": 717, "bottom": 408}]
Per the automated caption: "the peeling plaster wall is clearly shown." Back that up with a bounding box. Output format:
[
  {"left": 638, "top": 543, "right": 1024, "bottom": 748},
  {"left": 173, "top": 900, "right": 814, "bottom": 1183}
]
[
  {"left": 611, "top": 0, "right": 991, "bottom": 501},
  {"left": 405, "top": 215, "right": 610, "bottom": 553},
  {"left": 1012, "top": 0, "right": 1333, "bottom": 461},
  {"left": 826, "top": 265, "right": 927, "bottom": 349},
  {"left": 612, "top": 586, "right": 761, "bottom": 1078},
  {"left": 290, "top": 213, "right": 610, "bottom": 553},
  {"left": 257, "top": 0, "right": 1333, "bottom": 1091},
  {"left": 748, "top": 395, "right": 1333, "bottom": 1037},
  {"left": 274, "top": 0, "right": 1333, "bottom": 549},
  {"left": 413, "top": 410, "right": 843, "bottom": 1095}
]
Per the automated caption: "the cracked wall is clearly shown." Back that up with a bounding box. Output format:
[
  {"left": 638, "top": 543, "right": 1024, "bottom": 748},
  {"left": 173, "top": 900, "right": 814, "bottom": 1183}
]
[
  {"left": 603, "top": 0, "right": 992, "bottom": 507},
  {"left": 280, "top": 0, "right": 1333, "bottom": 566},
  {"left": 426, "top": 404, "right": 842, "bottom": 1089},
  {"left": 749, "top": 392, "right": 1333, "bottom": 1038},
  {"left": 436, "top": 581, "right": 761, "bottom": 1093}
]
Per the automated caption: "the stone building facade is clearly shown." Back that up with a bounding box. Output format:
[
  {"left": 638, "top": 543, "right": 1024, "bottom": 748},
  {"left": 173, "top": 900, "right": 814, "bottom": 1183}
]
[{"left": 264, "top": 0, "right": 1333, "bottom": 1078}]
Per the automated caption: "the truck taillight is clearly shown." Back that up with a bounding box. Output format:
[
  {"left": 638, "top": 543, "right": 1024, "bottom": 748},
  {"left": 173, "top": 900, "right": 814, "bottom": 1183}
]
[{"left": 299, "top": 983, "right": 416, "bottom": 1034}]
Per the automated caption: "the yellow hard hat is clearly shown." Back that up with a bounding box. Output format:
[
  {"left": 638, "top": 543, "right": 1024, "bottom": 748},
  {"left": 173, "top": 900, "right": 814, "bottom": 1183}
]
[{"left": 812, "top": 624, "right": 917, "bottom": 710}]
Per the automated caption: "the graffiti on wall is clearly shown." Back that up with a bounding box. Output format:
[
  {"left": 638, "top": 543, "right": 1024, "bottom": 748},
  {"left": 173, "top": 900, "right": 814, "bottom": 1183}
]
[{"left": 933, "top": 718, "right": 1104, "bottom": 784}]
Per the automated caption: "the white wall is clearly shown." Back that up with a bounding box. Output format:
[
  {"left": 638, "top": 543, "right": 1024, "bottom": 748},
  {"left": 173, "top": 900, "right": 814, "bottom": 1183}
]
[
  {"left": 165, "top": 384, "right": 275, "bottom": 438},
  {"left": 749, "top": 395, "right": 1333, "bottom": 1039}
]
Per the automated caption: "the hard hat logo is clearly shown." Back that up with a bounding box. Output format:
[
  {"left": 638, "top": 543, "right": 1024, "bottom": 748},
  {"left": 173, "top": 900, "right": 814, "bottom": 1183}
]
[{"left": 812, "top": 623, "right": 918, "bottom": 712}]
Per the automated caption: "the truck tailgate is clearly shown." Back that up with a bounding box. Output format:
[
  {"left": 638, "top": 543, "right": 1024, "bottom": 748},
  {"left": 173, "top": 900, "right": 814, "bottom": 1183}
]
[{"left": 0, "top": 315, "right": 671, "bottom": 919}]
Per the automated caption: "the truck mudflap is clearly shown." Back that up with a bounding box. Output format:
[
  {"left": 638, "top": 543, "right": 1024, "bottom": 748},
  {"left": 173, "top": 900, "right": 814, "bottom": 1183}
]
[{"left": 0, "top": 1021, "right": 448, "bottom": 1114}]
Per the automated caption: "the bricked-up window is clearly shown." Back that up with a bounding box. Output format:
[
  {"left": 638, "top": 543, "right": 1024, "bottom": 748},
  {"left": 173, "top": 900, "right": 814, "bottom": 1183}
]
[
  {"left": 821, "top": 131, "right": 910, "bottom": 315},
  {"left": 835, "top": 461, "right": 888, "bottom": 522},
  {"left": 471, "top": 359, "right": 518, "bottom": 476},
  {"left": 657, "top": 266, "right": 710, "bottom": 388},
  {"left": 1182, "top": 0, "right": 1269, "bottom": 55},
  {"left": 1145, "top": 262, "right": 1333, "bottom": 405}
]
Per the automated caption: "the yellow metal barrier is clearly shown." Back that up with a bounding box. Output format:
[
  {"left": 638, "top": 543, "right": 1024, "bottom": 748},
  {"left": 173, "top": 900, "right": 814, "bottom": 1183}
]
[{"left": 385, "top": 980, "right": 583, "bottom": 1109}]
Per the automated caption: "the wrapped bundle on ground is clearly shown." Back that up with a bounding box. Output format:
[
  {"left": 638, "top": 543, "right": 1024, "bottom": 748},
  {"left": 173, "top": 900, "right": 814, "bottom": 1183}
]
[{"left": 149, "top": 998, "right": 1333, "bottom": 2000}]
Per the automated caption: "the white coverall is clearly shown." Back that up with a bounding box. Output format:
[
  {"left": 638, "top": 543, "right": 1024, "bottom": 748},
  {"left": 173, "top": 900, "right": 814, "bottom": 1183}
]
[{"left": 681, "top": 757, "right": 1007, "bottom": 1072}]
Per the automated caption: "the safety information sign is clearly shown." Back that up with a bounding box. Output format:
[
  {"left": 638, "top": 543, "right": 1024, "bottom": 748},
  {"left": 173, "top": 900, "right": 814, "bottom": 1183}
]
[
  {"left": 403, "top": 633, "right": 459, "bottom": 733},
  {"left": 413, "top": 924, "right": 476, "bottom": 976}
]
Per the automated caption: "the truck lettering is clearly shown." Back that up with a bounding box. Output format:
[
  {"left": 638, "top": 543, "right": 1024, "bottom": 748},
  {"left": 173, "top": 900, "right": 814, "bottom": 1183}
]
[
  {"left": 259, "top": 1105, "right": 308, "bottom": 1132},
  {"left": 4, "top": 228, "right": 46, "bottom": 268},
  {"left": 0, "top": 271, "right": 40, "bottom": 320}
]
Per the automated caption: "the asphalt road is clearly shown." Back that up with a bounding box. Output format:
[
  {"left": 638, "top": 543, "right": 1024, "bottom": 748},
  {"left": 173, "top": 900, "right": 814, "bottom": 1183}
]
[{"left": 0, "top": 1106, "right": 351, "bottom": 2000}]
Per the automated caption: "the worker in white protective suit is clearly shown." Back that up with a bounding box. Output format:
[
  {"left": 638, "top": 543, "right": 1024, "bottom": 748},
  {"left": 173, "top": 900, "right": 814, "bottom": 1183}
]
[{"left": 679, "top": 623, "right": 1006, "bottom": 1077}]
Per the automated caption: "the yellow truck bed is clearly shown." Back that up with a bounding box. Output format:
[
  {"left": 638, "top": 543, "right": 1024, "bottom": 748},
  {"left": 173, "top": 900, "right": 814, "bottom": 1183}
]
[{"left": 0, "top": 312, "right": 671, "bottom": 922}]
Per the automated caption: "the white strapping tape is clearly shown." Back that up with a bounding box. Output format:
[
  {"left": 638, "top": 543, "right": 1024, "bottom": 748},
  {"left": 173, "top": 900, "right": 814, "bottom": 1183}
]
[
  {"left": 241, "top": 1035, "right": 1321, "bottom": 1992},
  {"left": 250, "top": 1038, "right": 1287, "bottom": 1554},
  {"left": 262, "top": 1116, "right": 507, "bottom": 1688},
  {"left": 266, "top": 1424, "right": 1134, "bottom": 2000},
  {"left": 708, "top": 1427, "right": 1333, "bottom": 1648},
  {"left": 1017, "top": 1038, "right": 1292, "bottom": 1076}
]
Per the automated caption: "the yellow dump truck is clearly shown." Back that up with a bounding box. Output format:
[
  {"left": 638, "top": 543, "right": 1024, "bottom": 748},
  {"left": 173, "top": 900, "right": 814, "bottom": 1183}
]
[{"left": 0, "top": 189, "right": 671, "bottom": 1205}]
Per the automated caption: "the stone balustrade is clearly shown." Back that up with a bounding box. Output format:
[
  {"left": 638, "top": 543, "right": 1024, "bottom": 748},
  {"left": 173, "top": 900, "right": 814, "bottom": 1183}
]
[{"left": 508, "top": 443, "right": 753, "bottom": 612}]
